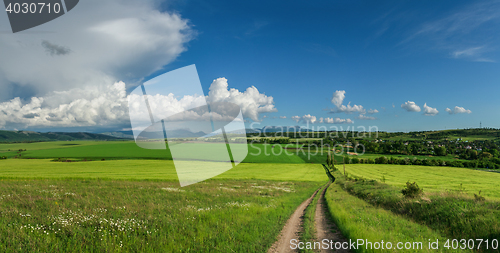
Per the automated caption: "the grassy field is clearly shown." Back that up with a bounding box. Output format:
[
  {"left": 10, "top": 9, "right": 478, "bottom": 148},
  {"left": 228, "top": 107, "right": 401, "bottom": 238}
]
[
  {"left": 325, "top": 178, "right": 458, "bottom": 253},
  {"left": 0, "top": 179, "right": 323, "bottom": 252},
  {"left": 0, "top": 157, "right": 328, "bottom": 252},
  {"left": 343, "top": 164, "right": 500, "bottom": 200},
  {"left": 332, "top": 169, "right": 500, "bottom": 248},
  {"left": 0, "top": 159, "right": 326, "bottom": 182},
  {"left": 0, "top": 141, "right": 307, "bottom": 164}
]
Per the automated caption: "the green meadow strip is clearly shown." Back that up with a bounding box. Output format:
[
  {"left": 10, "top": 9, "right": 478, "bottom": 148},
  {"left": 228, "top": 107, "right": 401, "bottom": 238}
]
[
  {"left": 324, "top": 175, "right": 466, "bottom": 253},
  {"left": 0, "top": 179, "right": 323, "bottom": 252}
]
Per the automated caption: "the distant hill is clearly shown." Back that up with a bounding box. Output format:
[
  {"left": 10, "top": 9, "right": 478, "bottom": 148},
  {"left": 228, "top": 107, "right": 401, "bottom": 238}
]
[
  {"left": 0, "top": 130, "right": 125, "bottom": 143},
  {"left": 100, "top": 129, "right": 207, "bottom": 139}
]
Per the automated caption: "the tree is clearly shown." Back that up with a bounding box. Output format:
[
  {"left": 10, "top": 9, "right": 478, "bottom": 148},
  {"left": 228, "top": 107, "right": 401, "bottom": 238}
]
[{"left": 435, "top": 146, "right": 447, "bottom": 156}]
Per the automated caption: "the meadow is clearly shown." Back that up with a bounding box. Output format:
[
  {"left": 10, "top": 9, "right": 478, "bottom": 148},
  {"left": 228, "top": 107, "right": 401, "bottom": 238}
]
[
  {"left": 343, "top": 164, "right": 500, "bottom": 200},
  {"left": 0, "top": 151, "right": 329, "bottom": 252},
  {"left": 0, "top": 141, "right": 306, "bottom": 164},
  {"left": 0, "top": 179, "right": 323, "bottom": 252},
  {"left": 325, "top": 179, "right": 458, "bottom": 253}
]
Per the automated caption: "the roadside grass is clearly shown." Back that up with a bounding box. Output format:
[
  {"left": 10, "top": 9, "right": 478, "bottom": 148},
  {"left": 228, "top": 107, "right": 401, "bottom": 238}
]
[
  {"left": 325, "top": 173, "right": 464, "bottom": 253},
  {"left": 0, "top": 159, "right": 326, "bottom": 182},
  {"left": 300, "top": 184, "right": 328, "bottom": 253},
  {"left": 335, "top": 169, "right": 500, "bottom": 246},
  {"left": 344, "top": 164, "right": 500, "bottom": 200},
  {"left": 0, "top": 179, "right": 322, "bottom": 252}
]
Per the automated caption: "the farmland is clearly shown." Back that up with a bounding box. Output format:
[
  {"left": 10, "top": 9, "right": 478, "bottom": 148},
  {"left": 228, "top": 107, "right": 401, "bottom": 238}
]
[
  {"left": 1, "top": 131, "right": 500, "bottom": 252},
  {"left": 343, "top": 164, "right": 500, "bottom": 200},
  {"left": 0, "top": 179, "right": 322, "bottom": 252}
]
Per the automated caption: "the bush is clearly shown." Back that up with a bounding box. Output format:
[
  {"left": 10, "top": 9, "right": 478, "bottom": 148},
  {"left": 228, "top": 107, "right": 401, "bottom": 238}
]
[
  {"left": 401, "top": 181, "right": 423, "bottom": 198},
  {"left": 0, "top": 156, "right": 6, "bottom": 160},
  {"left": 375, "top": 156, "right": 388, "bottom": 164},
  {"left": 474, "top": 192, "right": 486, "bottom": 202}
]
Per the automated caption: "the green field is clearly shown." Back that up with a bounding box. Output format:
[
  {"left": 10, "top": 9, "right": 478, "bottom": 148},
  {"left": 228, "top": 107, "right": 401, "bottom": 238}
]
[
  {"left": 0, "top": 141, "right": 307, "bottom": 164},
  {"left": 0, "top": 179, "right": 322, "bottom": 252},
  {"left": 325, "top": 178, "right": 457, "bottom": 253},
  {"left": 343, "top": 164, "right": 500, "bottom": 200},
  {"left": 0, "top": 159, "right": 325, "bottom": 182},
  {"left": 0, "top": 157, "right": 327, "bottom": 252}
]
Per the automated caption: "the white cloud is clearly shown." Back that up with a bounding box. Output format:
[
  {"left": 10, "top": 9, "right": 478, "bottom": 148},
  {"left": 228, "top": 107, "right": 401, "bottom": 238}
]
[
  {"left": 357, "top": 114, "right": 377, "bottom": 120},
  {"left": 206, "top": 78, "right": 277, "bottom": 122},
  {"left": 0, "top": 0, "right": 194, "bottom": 101},
  {"left": 291, "top": 115, "right": 353, "bottom": 124},
  {"left": 445, "top": 106, "right": 472, "bottom": 114},
  {"left": 291, "top": 114, "right": 320, "bottom": 124},
  {"left": 279, "top": 116, "right": 287, "bottom": 119},
  {"left": 335, "top": 103, "right": 365, "bottom": 114},
  {"left": 367, "top": 109, "right": 379, "bottom": 114},
  {"left": 0, "top": 78, "right": 276, "bottom": 129},
  {"left": 401, "top": 101, "right": 421, "bottom": 112},
  {"left": 0, "top": 82, "right": 129, "bottom": 129},
  {"left": 329, "top": 90, "right": 365, "bottom": 114},
  {"left": 406, "top": 1, "right": 500, "bottom": 62},
  {"left": 323, "top": 117, "right": 354, "bottom": 124},
  {"left": 423, "top": 103, "right": 439, "bottom": 116},
  {"left": 331, "top": 90, "right": 346, "bottom": 107}
]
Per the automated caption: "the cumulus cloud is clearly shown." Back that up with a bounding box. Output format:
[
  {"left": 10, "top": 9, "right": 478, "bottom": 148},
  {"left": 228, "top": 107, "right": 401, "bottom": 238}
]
[
  {"left": 445, "top": 106, "right": 472, "bottom": 114},
  {"left": 329, "top": 90, "right": 365, "bottom": 114},
  {"left": 0, "top": 78, "right": 275, "bottom": 129},
  {"left": 357, "top": 114, "right": 377, "bottom": 120},
  {"left": 291, "top": 114, "right": 317, "bottom": 124},
  {"left": 367, "top": 109, "right": 379, "bottom": 114},
  {"left": 206, "top": 78, "right": 277, "bottom": 122},
  {"left": 323, "top": 117, "right": 354, "bottom": 124},
  {"left": 401, "top": 101, "right": 421, "bottom": 112},
  {"left": 423, "top": 103, "right": 439, "bottom": 116},
  {"left": 279, "top": 116, "right": 287, "bottom": 119},
  {"left": 331, "top": 90, "right": 346, "bottom": 107},
  {"left": 0, "top": 0, "right": 194, "bottom": 101},
  {"left": 292, "top": 115, "right": 353, "bottom": 124},
  {"left": 0, "top": 82, "right": 129, "bottom": 129}
]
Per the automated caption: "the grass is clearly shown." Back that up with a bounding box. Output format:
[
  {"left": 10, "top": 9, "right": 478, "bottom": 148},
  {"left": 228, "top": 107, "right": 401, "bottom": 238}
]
[
  {"left": 343, "top": 164, "right": 500, "bottom": 200},
  {"left": 3, "top": 141, "right": 306, "bottom": 164},
  {"left": 324, "top": 171, "right": 467, "bottom": 253},
  {"left": 0, "top": 159, "right": 326, "bottom": 182},
  {"left": 0, "top": 179, "right": 323, "bottom": 252},
  {"left": 334, "top": 169, "right": 500, "bottom": 249}
]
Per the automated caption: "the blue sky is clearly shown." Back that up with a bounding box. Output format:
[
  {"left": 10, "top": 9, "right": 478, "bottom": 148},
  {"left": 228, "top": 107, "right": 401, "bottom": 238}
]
[
  {"left": 157, "top": 0, "right": 500, "bottom": 131},
  {"left": 0, "top": 0, "right": 499, "bottom": 132}
]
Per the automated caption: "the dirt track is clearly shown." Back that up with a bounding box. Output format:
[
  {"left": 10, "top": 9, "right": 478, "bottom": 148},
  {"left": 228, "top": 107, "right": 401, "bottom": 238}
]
[
  {"left": 268, "top": 183, "right": 350, "bottom": 253},
  {"left": 267, "top": 188, "right": 320, "bottom": 253},
  {"left": 315, "top": 185, "right": 350, "bottom": 253}
]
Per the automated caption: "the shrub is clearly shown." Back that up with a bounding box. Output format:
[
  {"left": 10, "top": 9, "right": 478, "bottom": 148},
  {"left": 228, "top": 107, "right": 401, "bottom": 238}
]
[
  {"left": 375, "top": 156, "right": 388, "bottom": 164},
  {"left": 401, "top": 181, "right": 423, "bottom": 198},
  {"left": 474, "top": 193, "right": 486, "bottom": 202},
  {"left": 0, "top": 156, "right": 6, "bottom": 160}
]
